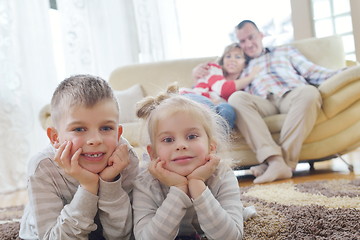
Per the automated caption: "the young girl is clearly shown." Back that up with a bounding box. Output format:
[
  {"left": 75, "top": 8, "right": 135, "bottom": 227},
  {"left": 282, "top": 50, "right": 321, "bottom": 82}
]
[
  {"left": 133, "top": 84, "right": 254, "bottom": 240},
  {"left": 181, "top": 43, "right": 260, "bottom": 128}
]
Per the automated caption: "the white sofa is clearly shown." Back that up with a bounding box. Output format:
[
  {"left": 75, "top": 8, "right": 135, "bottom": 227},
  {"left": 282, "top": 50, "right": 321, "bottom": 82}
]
[{"left": 41, "top": 35, "right": 360, "bottom": 169}]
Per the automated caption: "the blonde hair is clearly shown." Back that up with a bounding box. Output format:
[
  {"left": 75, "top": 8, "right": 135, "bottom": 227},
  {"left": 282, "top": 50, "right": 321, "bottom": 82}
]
[
  {"left": 50, "top": 74, "right": 119, "bottom": 127},
  {"left": 136, "top": 83, "right": 230, "bottom": 154}
]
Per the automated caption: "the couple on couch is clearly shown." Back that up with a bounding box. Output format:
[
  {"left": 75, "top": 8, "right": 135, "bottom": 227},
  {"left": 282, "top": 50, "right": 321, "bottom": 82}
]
[{"left": 186, "top": 20, "right": 347, "bottom": 184}]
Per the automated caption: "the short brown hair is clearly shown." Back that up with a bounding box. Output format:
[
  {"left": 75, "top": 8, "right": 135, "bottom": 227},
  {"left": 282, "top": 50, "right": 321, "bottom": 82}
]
[
  {"left": 50, "top": 74, "right": 119, "bottom": 126},
  {"left": 236, "top": 20, "right": 259, "bottom": 31}
]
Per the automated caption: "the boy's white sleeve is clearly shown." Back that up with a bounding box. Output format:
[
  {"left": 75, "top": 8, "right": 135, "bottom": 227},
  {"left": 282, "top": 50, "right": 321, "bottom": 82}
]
[{"left": 193, "top": 169, "right": 244, "bottom": 240}]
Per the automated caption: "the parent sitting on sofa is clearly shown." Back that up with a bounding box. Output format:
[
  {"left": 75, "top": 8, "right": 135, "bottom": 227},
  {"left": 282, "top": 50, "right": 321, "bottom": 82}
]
[
  {"left": 181, "top": 42, "right": 260, "bottom": 129},
  {"left": 193, "top": 20, "right": 348, "bottom": 184}
]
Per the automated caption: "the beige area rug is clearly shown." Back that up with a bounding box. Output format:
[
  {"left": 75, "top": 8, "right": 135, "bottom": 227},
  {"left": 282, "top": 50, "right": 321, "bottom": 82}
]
[
  {"left": 1, "top": 179, "right": 359, "bottom": 240},
  {"left": 241, "top": 178, "right": 360, "bottom": 239}
]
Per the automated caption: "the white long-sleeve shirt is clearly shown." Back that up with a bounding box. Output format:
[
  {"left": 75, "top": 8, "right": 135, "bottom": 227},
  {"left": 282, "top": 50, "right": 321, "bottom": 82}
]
[
  {"left": 19, "top": 137, "right": 139, "bottom": 240},
  {"left": 133, "top": 162, "right": 247, "bottom": 240}
]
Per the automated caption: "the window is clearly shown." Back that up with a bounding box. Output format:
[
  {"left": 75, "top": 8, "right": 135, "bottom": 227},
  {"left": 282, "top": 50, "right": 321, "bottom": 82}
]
[
  {"left": 311, "top": 0, "right": 355, "bottom": 60},
  {"left": 174, "top": 0, "right": 293, "bottom": 58}
]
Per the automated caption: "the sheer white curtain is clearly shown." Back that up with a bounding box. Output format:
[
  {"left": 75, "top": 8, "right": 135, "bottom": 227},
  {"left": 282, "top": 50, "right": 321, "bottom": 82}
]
[
  {"left": 0, "top": 0, "right": 156, "bottom": 193},
  {"left": 0, "top": 0, "right": 58, "bottom": 193},
  {"left": 132, "top": 0, "right": 181, "bottom": 62},
  {"left": 0, "top": 0, "right": 158, "bottom": 193},
  {"left": 56, "top": 0, "right": 140, "bottom": 80},
  {"left": 55, "top": 0, "right": 181, "bottom": 74}
]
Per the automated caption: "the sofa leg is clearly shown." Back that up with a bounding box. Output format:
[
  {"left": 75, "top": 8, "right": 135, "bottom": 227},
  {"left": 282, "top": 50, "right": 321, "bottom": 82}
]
[
  {"left": 309, "top": 162, "right": 315, "bottom": 171},
  {"left": 336, "top": 154, "right": 354, "bottom": 172}
]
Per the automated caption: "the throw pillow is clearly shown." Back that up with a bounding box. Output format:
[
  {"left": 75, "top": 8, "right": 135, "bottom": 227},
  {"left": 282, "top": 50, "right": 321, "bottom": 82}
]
[{"left": 114, "top": 84, "right": 145, "bottom": 123}]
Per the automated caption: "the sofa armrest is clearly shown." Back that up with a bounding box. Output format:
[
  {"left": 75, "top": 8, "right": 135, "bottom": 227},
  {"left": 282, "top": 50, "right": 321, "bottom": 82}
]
[
  {"left": 319, "top": 65, "right": 360, "bottom": 118},
  {"left": 346, "top": 60, "right": 359, "bottom": 67},
  {"left": 39, "top": 104, "right": 52, "bottom": 130}
]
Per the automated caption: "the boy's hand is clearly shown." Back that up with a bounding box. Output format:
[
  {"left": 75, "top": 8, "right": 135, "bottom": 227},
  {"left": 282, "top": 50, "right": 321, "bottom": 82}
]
[
  {"left": 187, "top": 153, "right": 220, "bottom": 182},
  {"left": 54, "top": 141, "right": 99, "bottom": 194},
  {"left": 149, "top": 158, "right": 188, "bottom": 193},
  {"left": 99, "top": 144, "right": 130, "bottom": 182}
]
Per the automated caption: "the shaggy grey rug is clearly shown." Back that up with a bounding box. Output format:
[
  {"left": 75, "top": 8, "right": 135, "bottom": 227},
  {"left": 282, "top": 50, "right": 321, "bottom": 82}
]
[
  {"left": 241, "top": 178, "right": 360, "bottom": 239},
  {"left": 1, "top": 179, "right": 359, "bottom": 239},
  {"left": 0, "top": 205, "right": 22, "bottom": 240}
]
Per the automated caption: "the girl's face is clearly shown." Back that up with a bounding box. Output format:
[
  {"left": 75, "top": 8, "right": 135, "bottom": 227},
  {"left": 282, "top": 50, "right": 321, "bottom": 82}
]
[
  {"left": 222, "top": 48, "right": 246, "bottom": 76},
  {"left": 148, "top": 111, "right": 215, "bottom": 176},
  {"left": 49, "top": 99, "right": 122, "bottom": 174}
]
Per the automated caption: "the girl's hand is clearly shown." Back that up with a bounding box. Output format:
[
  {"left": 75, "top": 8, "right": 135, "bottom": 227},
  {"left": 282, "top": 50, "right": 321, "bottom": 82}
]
[
  {"left": 99, "top": 144, "right": 130, "bottom": 182},
  {"left": 149, "top": 158, "right": 188, "bottom": 193},
  {"left": 187, "top": 154, "right": 220, "bottom": 199},
  {"left": 54, "top": 141, "right": 99, "bottom": 194},
  {"left": 187, "top": 153, "right": 220, "bottom": 182}
]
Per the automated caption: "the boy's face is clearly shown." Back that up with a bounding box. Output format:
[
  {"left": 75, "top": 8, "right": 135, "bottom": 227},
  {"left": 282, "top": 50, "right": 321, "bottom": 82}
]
[
  {"left": 49, "top": 99, "right": 122, "bottom": 174},
  {"left": 223, "top": 47, "right": 246, "bottom": 76},
  {"left": 148, "top": 112, "right": 215, "bottom": 176}
]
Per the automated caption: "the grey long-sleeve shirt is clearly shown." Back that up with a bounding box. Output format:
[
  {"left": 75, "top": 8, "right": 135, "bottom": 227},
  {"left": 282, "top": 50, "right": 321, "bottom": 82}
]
[
  {"left": 133, "top": 162, "right": 249, "bottom": 240},
  {"left": 19, "top": 137, "right": 139, "bottom": 240}
]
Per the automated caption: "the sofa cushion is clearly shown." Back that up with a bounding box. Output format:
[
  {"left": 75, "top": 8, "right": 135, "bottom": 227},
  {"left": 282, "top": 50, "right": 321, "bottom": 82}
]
[
  {"left": 121, "top": 122, "right": 144, "bottom": 147},
  {"left": 114, "top": 84, "right": 145, "bottom": 123},
  {"left": 290, "top": 35, "right": 345, "bottom": 70},
  {"left": 319, "top": 66, "right": 360, "bottom": 118}
]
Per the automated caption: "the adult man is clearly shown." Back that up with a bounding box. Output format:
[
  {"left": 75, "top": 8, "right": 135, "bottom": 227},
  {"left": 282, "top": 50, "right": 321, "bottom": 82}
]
[{"left": 193, "top": 20, "right": 343, "bottom": 183}]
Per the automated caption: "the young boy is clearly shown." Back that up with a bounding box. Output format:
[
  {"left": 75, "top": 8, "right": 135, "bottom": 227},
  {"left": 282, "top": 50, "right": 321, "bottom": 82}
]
[{"left": 19, "top": 74, "right": 139, "bottom": 240}]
